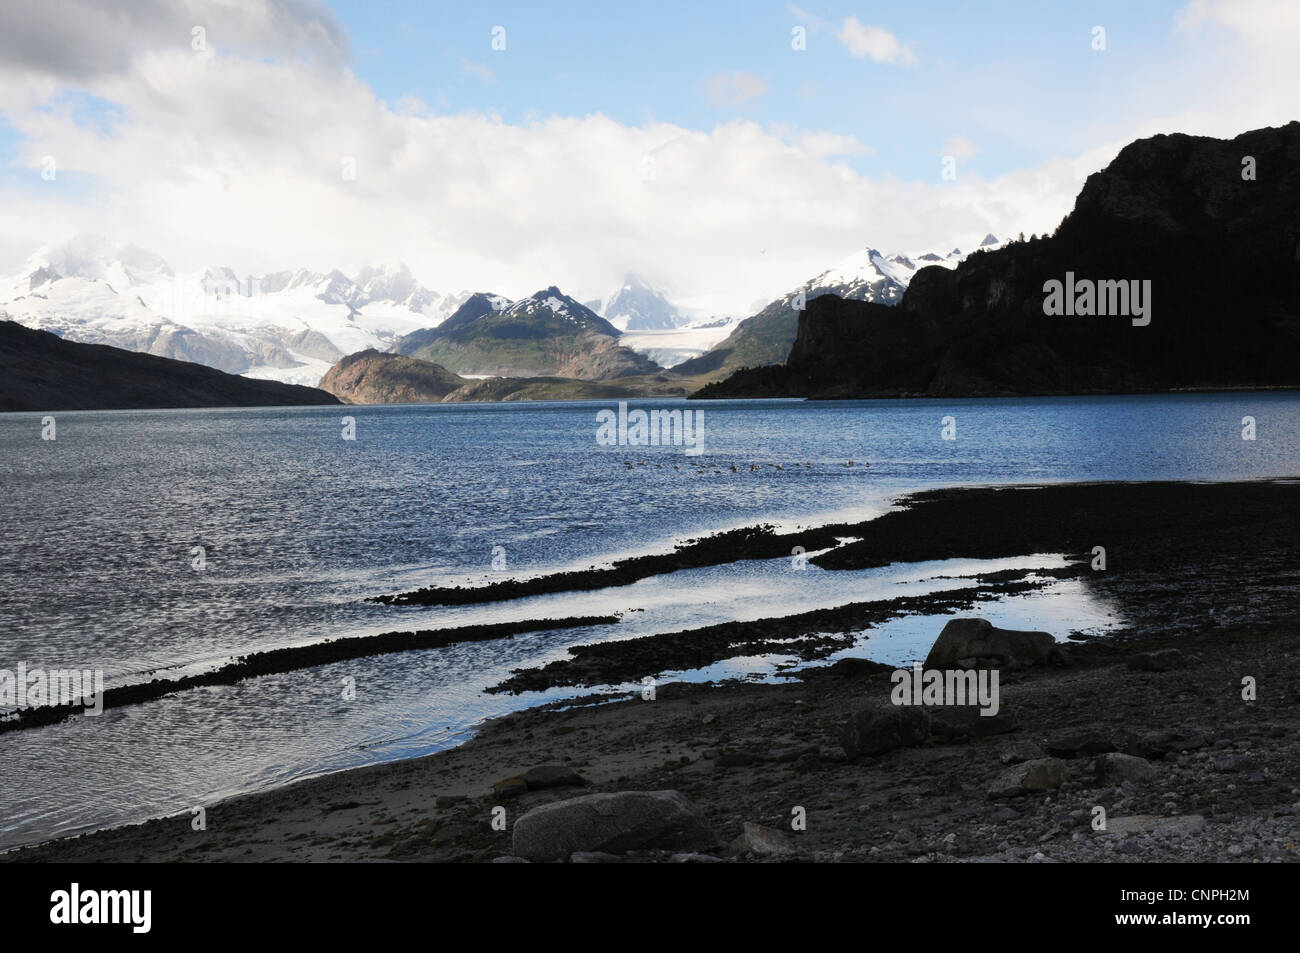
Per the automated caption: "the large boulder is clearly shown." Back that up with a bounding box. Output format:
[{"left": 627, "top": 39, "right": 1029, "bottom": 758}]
[
  {"left": 511, "top": 791, "right": 716, "bottom": 862},
  {"left": 925, "top": 618, "right": 1059, "bottom": 670},
  {"left": 840, "top": 704, "right": 931, "bottom": 760}
]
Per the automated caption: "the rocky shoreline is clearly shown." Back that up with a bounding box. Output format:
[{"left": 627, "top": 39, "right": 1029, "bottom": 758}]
[{"left": 5, "top": 479, "right": 1298, "bottom": 863}]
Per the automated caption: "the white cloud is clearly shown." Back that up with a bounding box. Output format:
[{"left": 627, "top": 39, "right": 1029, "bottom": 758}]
[
  {"left": 0, "top": 41, "right": 1080, "bottom": 312},
  {"left": 460, "top": 58, "right": 494, "bottom": 82},
  {"left": 4, "top": 1, "right": 1295, "bottom": 318},
  {"left": 836, "top": 17, "right": 915, "bottom": 65},
  {"left": 942, "top": 135, "right": 979, "bottom": 160},
  {"left": 705, "top": 70, "right": 769, "bottom": 107},
  {"left": 787, "top": 3, "right": 826, "bottom": 33}
]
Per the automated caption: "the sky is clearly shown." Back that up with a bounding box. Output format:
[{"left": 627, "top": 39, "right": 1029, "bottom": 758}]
[{"left": 0, "top": 0, "right": 1298, "bottom": 315}]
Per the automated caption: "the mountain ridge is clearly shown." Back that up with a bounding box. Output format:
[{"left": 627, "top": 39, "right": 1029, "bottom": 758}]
[
  {"left": 0, "top": 319, "right": 338, "bottom": 412},
  {"left": 694, "top": 122, "right": 1300, "bottom": 400}
]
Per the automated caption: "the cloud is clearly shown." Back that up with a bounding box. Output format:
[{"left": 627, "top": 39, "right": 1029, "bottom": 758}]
[
  {"left": 9, "top": 0, "right": 1295, "bottom": 316},
  {"left": 1176, "top": 0, "right": 1300, "bottom": 47},
  {"left": 460, "top": 57, "right": 494, "bottom": 82},
  {"left": 787, "top": 3, "right": 826, "bottom": 33},
  {"left": 770, "top": 127, "right": 875, "bottom": 158},
  {"left": 836, "top": 17, "right": 915, "bottom": 65},
  {"left": 705, "top": 70, "right": 768, "bottom": 107},
  {"left": 0, "top": 0, "right": 347, "bottom": 82},
  {"left": 942, "top": 135, "right": 979, "bottom": 159},
  {"left": 0, "top": 39, "right": 1082, "bottom": 312}
]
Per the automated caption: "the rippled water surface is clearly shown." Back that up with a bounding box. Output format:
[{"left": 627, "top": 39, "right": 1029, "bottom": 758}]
[{"left": 1, "top": 393, "right": 1297, "bottom": 848}]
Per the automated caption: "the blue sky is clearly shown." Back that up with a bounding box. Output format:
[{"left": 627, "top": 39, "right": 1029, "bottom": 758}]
[
  {"left": 0, "top": 0, "right": 1295, "bottom": 309},
  {"left": 329, "top": 0, "right": 1188, "bottom": 179}
]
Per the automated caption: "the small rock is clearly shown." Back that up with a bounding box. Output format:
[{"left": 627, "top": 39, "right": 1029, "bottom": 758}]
[
  {"left": 1095, "top": 752, "right": 1160, "bottom": 783},
  {"left": 988, "top": 758, "right": 1067, "bottom": 799},
  {"left": 839, "top": 704, "right": 931, "bottom": 760},
  {"left": 522, "top": 765, "right": 587, "bottom": 790},
  {"left": 1000, "top": 740, "right": 1047, "bottom": 765},
  {"left": 1101, "top": 814, "right": 1207, "bottom": 837},
  {"left": 929, "top": 706, "right": 1019, "bottom": 739},
  {"left": 1046, "top": 731, "right": 1116, "bottom": 758},
  {"left": 1125, "top": 728, "right": 1210, "bottom": 758},
  {"left": 1212, "top": 752, "right": 1248, "bottom": 773},
  {"left": 728, "top": 822, "right": 796, "bottom": 857},
  {"left": 715, "top": 751, "right": 759, "bottom": 767},
  {"left": 1126, "top": 648, "right": 1188, "bottom": 672},
  {"left": 492, "top": 777, "right": 528, "bottom": 799}
]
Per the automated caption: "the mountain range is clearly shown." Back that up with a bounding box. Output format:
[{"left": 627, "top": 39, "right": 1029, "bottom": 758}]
[
  {"left": 0, "top": 234, "right": 467, "bottom": 387},
  {"left": 5, "top": 123, "right": 1293, "bottom": 412}
]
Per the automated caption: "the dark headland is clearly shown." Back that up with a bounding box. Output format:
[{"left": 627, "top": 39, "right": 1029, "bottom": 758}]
[
  {"left": 0, "top": 320, "right": 338, "bottom": 412},
  {"left": 695, "top": 122, "right": 1300, "bottom": 400}
]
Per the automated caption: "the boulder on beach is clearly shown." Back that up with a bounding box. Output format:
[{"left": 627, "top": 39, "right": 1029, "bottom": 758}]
[
  {"left": 511, "top": 790, "right": 716, "bottom": 862},
  {"left": 1094, "top": 752, "right": 1160, "bottom": 783},
  {"left": 925, "top": 618, "right": 1059, "bottom": 670},
  {"left": 928, "top": 705, "right": 1019, "bottom": 739},
  {"left": 728, "top": 822, "right": 797, "bottom": 857},
  {"left": 988, "top": 758, "right": 1067, "bottom": 798},
  {"left": 839, "top": 704, "right": 931, "bottom": 760},
  {"left": 521, "top": 765, "right": 588, "bottom": 790},
  {"left": 1123, "top": 727, "right": 1211, "bottom": 759}
]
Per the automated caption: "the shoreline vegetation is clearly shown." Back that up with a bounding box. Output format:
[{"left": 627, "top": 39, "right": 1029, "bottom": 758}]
[{"left": 4, "top": 477, "right": 1298, "bottom": 862}]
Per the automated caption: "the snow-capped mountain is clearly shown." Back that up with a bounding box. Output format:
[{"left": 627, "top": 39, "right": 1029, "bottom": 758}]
[
  {"left": 589, "top": 274, "right": 688, "bottom": 331},
  {"left": 672, "top": 235, "right": 1002, "bottom": 377},
  {"left": 395, "top": 286, "right": 660, "bottom": 380},
  {"left": 777, "top": 234, "right": 1001, "bottom": 310},
  {"left": 0, "top": 235, "right": 465, "bottom": 386}
]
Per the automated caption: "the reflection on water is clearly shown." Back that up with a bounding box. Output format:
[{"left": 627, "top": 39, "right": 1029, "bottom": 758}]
[{"left": 1, "top": 392, "right": 1297, "bottom": 848}]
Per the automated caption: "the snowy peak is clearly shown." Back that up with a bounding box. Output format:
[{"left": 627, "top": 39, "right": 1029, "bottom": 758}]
[
  {"left": 22, "top": 233, "right": 174, "bottom": 289},
  {"left": 597, "top": 274, "right": 686, "bottom": 331},
  {"left": 789, "top": 235, "right": 1003, "bottom": 308},
  {"left": 0, "top": 236, "right": 465, "bottom": 388},
  {"left": 505, "top": 286, "right": 617, "bottom": 333}
]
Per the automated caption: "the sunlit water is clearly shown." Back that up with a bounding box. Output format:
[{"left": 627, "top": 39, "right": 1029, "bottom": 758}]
[{"left": 1, "top": 393, "right": 1297, "bottom": 848}]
